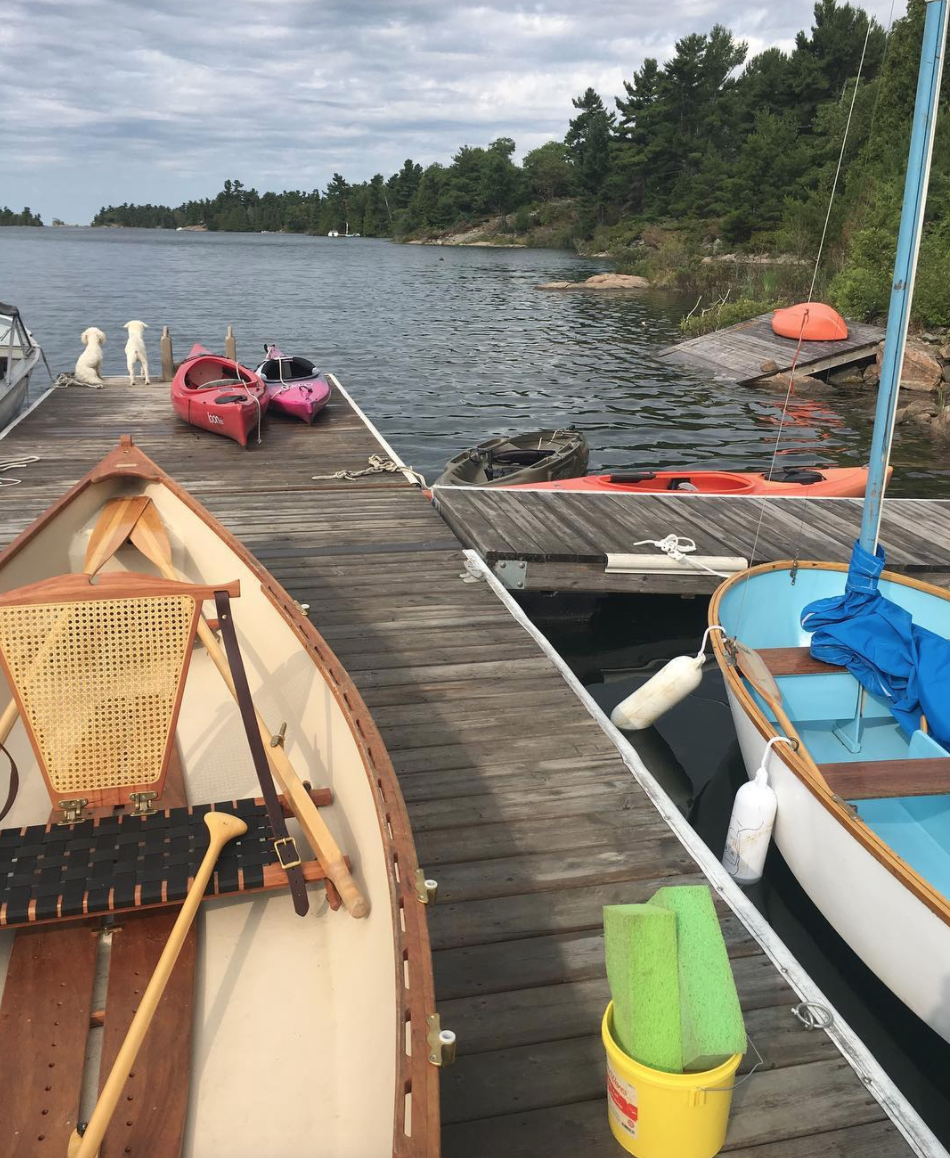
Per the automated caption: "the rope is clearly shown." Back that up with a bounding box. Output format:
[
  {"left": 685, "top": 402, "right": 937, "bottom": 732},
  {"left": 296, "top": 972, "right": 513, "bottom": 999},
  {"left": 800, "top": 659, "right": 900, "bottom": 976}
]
[
  {"left": 807, "top": 15, "right": 875, "bottom": 302},
  {"left": 53, "top": 373, "right": 102, "bottom": 390},
  {"left": 312, "top": 454, "right": 427, "bottom": 486},
  {"left": 632, "top": 534, "right": 735, "bottom": 578},
  {"left": 0, "top": 455, "right": 40, "bottom": 487}
]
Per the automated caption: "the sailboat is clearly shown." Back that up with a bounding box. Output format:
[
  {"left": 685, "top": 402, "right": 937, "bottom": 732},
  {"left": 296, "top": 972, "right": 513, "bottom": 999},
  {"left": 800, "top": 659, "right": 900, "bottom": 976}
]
[{"left": 709, "top": 1, "right": 950, "bottom": 1043}]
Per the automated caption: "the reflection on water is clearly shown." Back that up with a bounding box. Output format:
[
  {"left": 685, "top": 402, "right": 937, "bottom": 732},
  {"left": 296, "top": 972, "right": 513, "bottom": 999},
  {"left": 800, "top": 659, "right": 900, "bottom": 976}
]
[
  {"left": 1, "top": 227, "right": 946, "bottom": 495},
  {"left": 534, "top": 591, "right": 950, "bottom": 1146}
]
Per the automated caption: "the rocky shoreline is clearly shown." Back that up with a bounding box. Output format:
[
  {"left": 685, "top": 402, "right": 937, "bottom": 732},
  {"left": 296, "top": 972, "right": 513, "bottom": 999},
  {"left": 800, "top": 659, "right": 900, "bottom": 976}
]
[{"left": 761, "top": 333, "right": 950, "bottom": 438}]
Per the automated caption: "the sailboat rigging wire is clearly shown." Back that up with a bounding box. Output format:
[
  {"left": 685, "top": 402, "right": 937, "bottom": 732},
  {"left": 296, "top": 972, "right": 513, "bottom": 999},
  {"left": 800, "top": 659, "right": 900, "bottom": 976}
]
[
  {"left": 807, "top": 16, "right": 876, "bottom": 302},
  {"left": 735, "top": 313, "right": 810, "bottom": 631}
]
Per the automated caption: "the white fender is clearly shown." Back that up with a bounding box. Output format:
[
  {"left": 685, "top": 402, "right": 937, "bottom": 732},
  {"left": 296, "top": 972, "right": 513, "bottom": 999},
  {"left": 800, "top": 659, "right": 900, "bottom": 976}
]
[
  {"left": 610, "top": 654, "right": 704, "bottom": 730},
  {"left": 722, "top": 753, "right": 781, "bottom": 885},
  {"left": 609, "top": 625, "right": 724, "bottom": 732}
]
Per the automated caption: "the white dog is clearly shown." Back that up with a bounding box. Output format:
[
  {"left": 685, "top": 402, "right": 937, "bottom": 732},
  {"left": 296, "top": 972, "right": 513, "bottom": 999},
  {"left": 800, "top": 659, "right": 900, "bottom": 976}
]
[
  {"left": 123, "top": 320, "right": 150, "bottom": 385},
  {"left": 74, "top": 327, "right": 106, "bottom": 386}
]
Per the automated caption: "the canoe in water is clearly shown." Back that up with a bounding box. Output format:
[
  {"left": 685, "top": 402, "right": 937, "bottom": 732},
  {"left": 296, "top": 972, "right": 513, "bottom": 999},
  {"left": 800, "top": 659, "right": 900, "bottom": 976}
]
[
  {"left": 434, "top": 429, "right": 589, "bottom": 487},
  {"left": 256, "top": 345, "right": 331, "bottom": 423},
  {"left": 0, "top": 437, "right": 439, "bottom": 1157},
  {"left": 512, "top": 464, "right": 882, "bottom": 497},
  {"left": 171, "top": 344, "right": 269, "bottom": 446}
]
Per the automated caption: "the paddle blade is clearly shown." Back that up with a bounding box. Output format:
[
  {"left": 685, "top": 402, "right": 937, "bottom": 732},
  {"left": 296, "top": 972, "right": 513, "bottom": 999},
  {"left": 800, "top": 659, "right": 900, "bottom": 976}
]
[
  {"left": 730, "top": 639, "right": 783, "bottom": 707},
  {"left": 128, "top": 501, "right": 175, "bottom": 574},
  {"left": 83, "top": 496, "right": 151, "bottom": 575}
]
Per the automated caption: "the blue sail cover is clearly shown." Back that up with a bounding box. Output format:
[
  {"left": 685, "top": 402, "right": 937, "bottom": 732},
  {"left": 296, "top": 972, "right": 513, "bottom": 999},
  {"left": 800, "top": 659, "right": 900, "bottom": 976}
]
[{"left": 801, "top": 542, "right": 950, "bottom": 748}]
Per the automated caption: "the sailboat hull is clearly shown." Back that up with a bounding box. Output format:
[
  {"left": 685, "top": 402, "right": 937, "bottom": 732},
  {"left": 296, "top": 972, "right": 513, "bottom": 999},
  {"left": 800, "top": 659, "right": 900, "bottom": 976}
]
[{"left": 711, "top": 561, "right": 950, "bottom": 1042}]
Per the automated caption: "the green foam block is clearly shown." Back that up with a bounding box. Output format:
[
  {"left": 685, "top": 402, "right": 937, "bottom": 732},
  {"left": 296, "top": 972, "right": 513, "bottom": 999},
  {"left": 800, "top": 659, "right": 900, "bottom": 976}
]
[
  {"left": 603, "top": 903, "right": 683, "bottom": 1073},
  {"left": 650, "top": 885, "right": 747, "bottom": 1072}
]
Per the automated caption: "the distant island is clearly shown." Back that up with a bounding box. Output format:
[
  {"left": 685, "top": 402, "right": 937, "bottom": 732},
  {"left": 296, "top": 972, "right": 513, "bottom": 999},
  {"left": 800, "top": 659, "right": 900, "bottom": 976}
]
[
  {"left": 1, "top": 207, "right": 42, "bottom": 226},
  {"left": 18, "top": 2, "right": 950, "bottom": 331}
]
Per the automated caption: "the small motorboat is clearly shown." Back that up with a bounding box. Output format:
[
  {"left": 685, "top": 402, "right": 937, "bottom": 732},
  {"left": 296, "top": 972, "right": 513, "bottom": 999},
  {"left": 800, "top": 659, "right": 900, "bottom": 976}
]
[
  {"left": 0, "top": 302, "right": 43, "bottom": 430},
  {"left": 512, "top": 464, "right": 881, "bottom": 498},
  {"left": 434, "top": 429, "right": 589, "bottom": 488},
  {"left": 255, "top": 345, "right": 331, "bottom": 424},
  {"left": 171, "top": 343, "right": 268, "bottom": 447},
  {"left": 0, "top": 436, "right": 440, "bottom": 1155}
]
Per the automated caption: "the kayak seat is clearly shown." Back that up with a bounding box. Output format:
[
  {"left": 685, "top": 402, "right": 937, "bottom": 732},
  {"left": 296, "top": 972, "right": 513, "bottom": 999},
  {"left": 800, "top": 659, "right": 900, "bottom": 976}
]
[
  {"left": 491, "top": 449, "right": 557, "bottom": 466},
  {"left": 765, "top": 467, "right": 825, "bottom": 485}
]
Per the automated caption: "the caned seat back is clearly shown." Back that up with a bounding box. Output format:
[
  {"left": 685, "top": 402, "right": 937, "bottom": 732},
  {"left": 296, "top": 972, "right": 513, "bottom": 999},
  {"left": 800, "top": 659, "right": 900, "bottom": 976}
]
[{"left": 0, "top": 572, "right": 239, "bottom": 809}]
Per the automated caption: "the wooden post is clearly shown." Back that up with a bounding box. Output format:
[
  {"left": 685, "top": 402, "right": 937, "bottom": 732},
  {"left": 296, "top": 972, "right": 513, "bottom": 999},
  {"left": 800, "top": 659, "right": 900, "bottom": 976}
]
[
  {"left": 160, "top": 326, "right": 175, "bottom": 381},
  {"left": 225, "top": 324, "right": 236, "bottom": 363}
]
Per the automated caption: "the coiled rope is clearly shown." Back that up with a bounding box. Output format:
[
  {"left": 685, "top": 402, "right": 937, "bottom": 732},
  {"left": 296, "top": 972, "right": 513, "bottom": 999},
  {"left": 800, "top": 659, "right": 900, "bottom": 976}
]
[
  {"left": 312, "top": 454, "right": 426, "bottom": 486},
  {"left": 632, "top": 534, "right": 736, "bottom": 578},
  {"left": 0, "top": 455, "right": 40, "bottom": 487}
]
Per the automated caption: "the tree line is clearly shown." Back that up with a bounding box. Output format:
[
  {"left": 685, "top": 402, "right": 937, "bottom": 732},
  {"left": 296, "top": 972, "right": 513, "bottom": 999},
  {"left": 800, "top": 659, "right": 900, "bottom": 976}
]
[
  {"left": 0, "top": 207, "right": 42, "bottom": 226},
  {"left": 90, "top": 0, "right": 950, "bottom": 322}
]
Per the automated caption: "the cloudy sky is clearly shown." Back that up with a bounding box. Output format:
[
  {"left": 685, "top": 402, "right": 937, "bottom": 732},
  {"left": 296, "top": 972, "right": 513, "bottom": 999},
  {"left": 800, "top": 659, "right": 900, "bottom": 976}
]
[{"left": 3, "top": 0, "right": 903, "bottom": 224}]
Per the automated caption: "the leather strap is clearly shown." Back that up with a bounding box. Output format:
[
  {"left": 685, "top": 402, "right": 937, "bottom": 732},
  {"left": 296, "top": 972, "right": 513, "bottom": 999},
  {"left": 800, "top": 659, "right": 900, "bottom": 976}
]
[
  {"left": 214, "top": 590, "right": 309, "bottom": 917},
  {"left": 0, "top": 744, "right": 17, "bottom": 825}
]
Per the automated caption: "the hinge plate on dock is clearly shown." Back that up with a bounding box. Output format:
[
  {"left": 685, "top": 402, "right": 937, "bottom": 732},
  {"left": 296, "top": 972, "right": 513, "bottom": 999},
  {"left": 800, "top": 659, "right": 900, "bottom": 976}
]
[{"left": 493, "top": 559, "right": 528, "bottom": 589}]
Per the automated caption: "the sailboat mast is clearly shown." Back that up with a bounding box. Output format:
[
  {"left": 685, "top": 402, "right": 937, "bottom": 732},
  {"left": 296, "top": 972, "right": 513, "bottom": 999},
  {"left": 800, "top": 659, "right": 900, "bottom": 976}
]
[{"left": 860, "top": 0, "right": 949, "bottom": 553}]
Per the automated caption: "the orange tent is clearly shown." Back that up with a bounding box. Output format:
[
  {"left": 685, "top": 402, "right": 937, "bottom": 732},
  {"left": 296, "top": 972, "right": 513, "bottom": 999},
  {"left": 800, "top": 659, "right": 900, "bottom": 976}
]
[{"left": 772, "top": 303, "right": 848, "bottom": 341}]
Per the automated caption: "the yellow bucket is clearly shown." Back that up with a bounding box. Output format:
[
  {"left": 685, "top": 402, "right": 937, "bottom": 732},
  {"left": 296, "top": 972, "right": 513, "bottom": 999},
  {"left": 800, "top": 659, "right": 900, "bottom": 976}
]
[{"left": 602, "top": 1003, "right": 742, "bottom": 1158}]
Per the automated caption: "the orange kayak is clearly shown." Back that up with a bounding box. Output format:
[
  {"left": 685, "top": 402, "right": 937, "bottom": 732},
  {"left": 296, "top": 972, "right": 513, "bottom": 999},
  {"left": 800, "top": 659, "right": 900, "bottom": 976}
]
[{"left": 511, "top": 465, "right": 885, "bottom": 497}]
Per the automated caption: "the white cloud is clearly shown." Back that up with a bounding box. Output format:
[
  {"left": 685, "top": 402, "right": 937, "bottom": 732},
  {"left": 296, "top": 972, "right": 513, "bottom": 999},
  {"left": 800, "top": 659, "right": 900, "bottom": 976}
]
[{"left": 0, "top": 0, "right": 906, "bottom": 222}]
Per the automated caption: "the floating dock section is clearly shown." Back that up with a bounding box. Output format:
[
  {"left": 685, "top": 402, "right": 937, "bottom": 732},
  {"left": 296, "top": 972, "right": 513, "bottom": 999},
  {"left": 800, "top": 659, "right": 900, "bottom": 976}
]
[
  {"left": 658, "top": 312, "right": 884, "bottom": 383},
  {"left": 0, "top": 377, "right": 940, "bottom": 1156},
  {"left": 434, "top": 486, "right": 950, "bottom": 594}
]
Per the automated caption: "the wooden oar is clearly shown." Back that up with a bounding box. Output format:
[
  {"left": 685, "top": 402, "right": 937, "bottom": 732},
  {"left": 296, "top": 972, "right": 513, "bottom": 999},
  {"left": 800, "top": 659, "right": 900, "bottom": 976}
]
[
  {"left": 729, "top": 638, "right": 831, "bottom": 782},
  {"left": 729, "top": 639, "right": 808, "bottom": 749},
  {"left": 0, "top": 496, "right": 152, "bottom": 749},
  {"left": 67, "top": 810, "right": 247, "bottom": 1158},
  {"left": 82, "top": 495, "right": 150, "bottom": 577},
  {"left": 128, "top": 502, "right": 368, "bottom": 919}
]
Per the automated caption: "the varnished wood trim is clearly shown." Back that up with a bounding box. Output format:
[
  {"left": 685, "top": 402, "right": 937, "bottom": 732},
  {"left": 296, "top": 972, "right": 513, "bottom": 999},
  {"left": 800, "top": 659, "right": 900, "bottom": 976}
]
[
  {"left": 710, "top": 560, "right": 950, "bottom": 925},
  {"left": 821, "top": 757, "right": 950, "bottom": 800}
]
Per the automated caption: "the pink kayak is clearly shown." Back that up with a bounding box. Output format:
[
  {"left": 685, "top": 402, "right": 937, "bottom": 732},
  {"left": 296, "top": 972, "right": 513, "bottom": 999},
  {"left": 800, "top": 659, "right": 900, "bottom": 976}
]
[{"left": 255, "top": 345, "right": 331, "bottom": 424}]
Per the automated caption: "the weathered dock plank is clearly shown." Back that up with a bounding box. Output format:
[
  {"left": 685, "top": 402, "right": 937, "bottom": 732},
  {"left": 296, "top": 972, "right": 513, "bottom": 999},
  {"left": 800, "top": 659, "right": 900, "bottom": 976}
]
[
  {"left": 658, "top": 312, "right": 884, "bottom": 383},
  {"left": 433, "top": 487, "right": 950, "bottom": 593},
  {"left": 0, "top": 379, "right": 928, "bottom": 1155}
]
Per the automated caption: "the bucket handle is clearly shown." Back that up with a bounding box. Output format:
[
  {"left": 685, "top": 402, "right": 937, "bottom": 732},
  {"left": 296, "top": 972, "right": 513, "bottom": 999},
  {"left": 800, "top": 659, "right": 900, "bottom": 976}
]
[{"left": 696, "top": 1035, "right": 763, "bottom": 1093}]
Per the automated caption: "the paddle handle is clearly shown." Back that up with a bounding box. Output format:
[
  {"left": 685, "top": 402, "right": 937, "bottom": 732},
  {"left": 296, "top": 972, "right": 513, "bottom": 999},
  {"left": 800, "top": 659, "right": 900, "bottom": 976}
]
[
  {"left": 196, "top": 618, "right": 367, "bottom": 918},
  {"left": 68, "top": 812, "right": 247, "bottom": 1158},
  {"left": 129, "top": 509, "right": 368, "bottom": 918}
]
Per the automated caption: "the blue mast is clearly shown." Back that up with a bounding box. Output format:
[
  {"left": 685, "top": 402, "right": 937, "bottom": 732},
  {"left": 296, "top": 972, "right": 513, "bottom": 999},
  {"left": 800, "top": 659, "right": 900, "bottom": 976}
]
[{"left": 860, "top": 0, "right": 949, "bottom": 553}]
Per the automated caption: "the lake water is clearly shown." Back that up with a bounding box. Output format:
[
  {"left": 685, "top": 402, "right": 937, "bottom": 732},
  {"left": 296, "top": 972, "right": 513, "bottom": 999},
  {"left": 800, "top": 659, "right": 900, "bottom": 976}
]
[{"left": 2, "top": 226, "right": 946, "bottom": 495}]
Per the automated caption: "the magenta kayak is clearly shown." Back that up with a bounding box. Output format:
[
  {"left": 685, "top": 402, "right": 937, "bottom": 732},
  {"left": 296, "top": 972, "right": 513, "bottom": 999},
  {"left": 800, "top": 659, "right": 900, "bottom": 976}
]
[{"left": 255, "top": 346, "right": 331, "bottom": 424}]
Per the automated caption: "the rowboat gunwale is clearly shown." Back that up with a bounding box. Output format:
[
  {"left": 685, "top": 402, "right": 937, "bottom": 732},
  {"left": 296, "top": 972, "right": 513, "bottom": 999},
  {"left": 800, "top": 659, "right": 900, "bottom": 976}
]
[
  {"left": 0, "top": 434, "right": 440, "bottom": 1157},
  {"left": 709, "top": 557, "right": 950, "bottom": 927}
]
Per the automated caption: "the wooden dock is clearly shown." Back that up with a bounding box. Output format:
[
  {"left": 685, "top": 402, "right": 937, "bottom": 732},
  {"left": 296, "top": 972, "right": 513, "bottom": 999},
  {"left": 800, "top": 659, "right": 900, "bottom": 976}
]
[
  {"left": 433, "top": 487, "right": 950, "bottom": 594},
  {"left": 0, "top": 378, "right": 936, "bottom": 1157},
  {"left": 658, "top": 312, "right": 884, "bottom": 383}
]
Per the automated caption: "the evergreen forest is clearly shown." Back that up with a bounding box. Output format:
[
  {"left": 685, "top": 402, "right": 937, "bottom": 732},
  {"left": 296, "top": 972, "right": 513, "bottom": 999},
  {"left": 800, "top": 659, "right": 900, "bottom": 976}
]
[{"left": 81, "top": 0, "right": 950, "bottom": 325}]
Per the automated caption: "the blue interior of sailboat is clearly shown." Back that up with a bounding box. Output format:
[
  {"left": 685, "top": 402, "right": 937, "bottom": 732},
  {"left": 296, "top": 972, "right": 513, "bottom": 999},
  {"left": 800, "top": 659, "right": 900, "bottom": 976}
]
[{"left": 719, "top": 565, "right": 950, "bottom": 893}]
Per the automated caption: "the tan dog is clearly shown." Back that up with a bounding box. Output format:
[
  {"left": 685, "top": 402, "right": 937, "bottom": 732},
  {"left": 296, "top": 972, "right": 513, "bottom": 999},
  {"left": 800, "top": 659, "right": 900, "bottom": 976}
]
[
  {"left": 75, "top": 327, "right": 106, "bottom": 386},
  {"left": 123, "top": 320, "right": 150, "bottom": 385}
]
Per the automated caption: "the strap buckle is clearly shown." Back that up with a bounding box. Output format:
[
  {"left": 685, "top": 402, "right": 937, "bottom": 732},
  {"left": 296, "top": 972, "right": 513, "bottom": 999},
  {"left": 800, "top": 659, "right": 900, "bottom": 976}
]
[{"left": 274, "top": 836, "right": 302, "bottom": 870}]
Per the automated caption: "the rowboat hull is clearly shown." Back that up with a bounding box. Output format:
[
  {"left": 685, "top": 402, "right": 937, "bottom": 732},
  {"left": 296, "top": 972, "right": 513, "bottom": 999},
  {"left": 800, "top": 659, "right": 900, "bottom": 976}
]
[
  {"left": 435, "top": 429, "right": 590, "bottom": 487},
  {"left": 0, "top": 438, "right": 438, "bottom": 1156},
  {"left": 171, "top": 344, "right": 269, "bottom": 447},
  {"left": 514, "top": 465, "right": 879, "bottom": 497},
  {"left": 710, "top": 561, "right": 950, "bottom": 1042}
]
